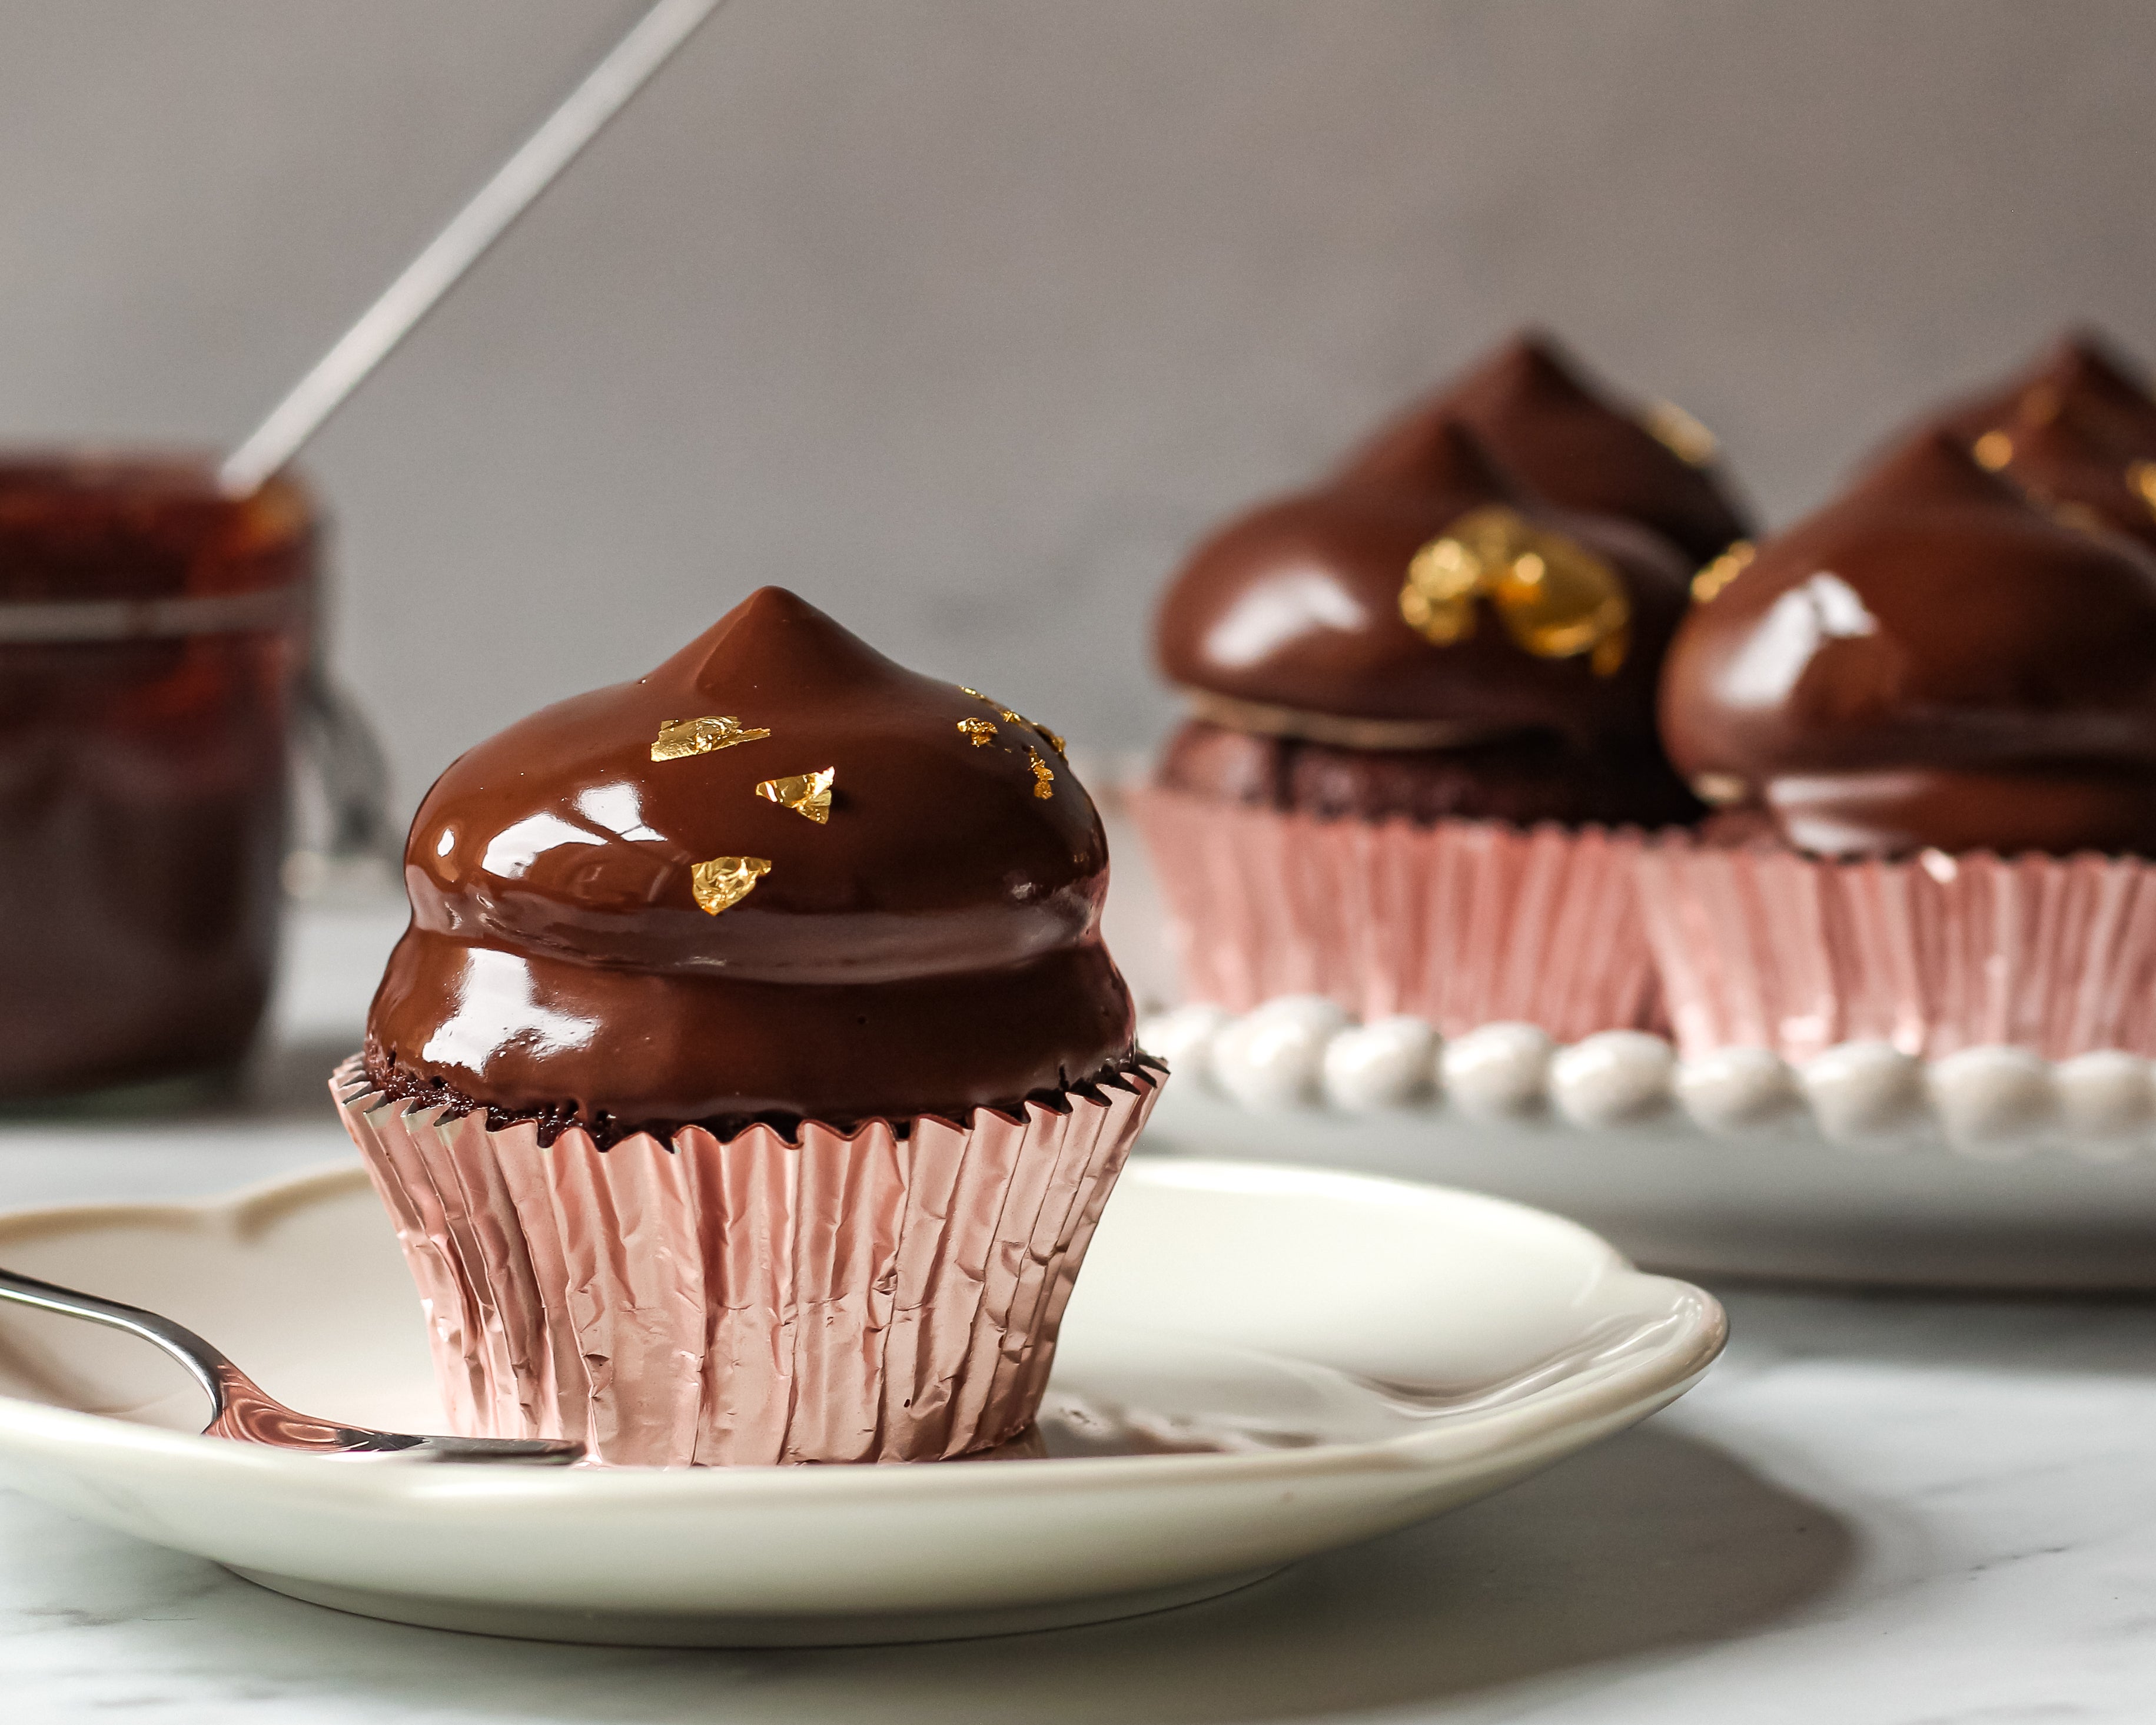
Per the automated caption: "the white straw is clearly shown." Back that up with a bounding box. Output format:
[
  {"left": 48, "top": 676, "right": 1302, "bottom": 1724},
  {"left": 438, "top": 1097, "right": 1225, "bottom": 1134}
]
[{"left": 219, "top": 0, "right": 727, "bottom": 496}]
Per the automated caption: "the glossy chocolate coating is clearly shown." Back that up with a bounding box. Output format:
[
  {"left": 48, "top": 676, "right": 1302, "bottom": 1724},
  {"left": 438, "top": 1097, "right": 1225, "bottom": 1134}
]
[
  {"left": 365, "top": 587, "right": 1134, "bottom": 1140},
  {"left": 1341, "top": 333, "right": 1752, "bottom": 566},
  {"left": 1155, "top": 420, "right": 1693, "bottom": 753},
  {"left": 1660, "top": 431, "right": 2156, "bottom": 858}
]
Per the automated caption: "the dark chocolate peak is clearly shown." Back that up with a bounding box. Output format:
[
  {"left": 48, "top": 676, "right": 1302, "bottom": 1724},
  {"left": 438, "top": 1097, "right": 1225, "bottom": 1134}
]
[
  {"left": 1339, "top": 412, "right": 1521, "bottom": 503},
  {"left": 1342, "top": 331, "right": 1752, "bottom": 565},
  {"left": 1156, "top": 419, "right": 1692, "bottom": 749},
  {"left": 1940, "top": 330, "right": 2156, "bottom": 456},
  {"left": 1659, "top": 427, "right": 2156, "bottom": 858},
  {"left": 366, "top": 586, "right": 1134, "bottom": 1135},
  {"left": 1842, "top": 426, "right": 2031, "bottom": 511},
  {"left": 1981, "top": 397, "right": 2156, "bottom": 552}
]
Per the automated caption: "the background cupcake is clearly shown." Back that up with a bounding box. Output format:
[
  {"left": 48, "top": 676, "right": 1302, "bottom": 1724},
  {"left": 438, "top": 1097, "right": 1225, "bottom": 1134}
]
[
  {"left": 1136, "top": 373, "right": 1713, "bottom": 1041},
  {"left": 335, "top": 586, "right": 1161, "bottom": 1467},
  {"left": 1646, "top": 429, "right": 2156, "bottom": 1063}
]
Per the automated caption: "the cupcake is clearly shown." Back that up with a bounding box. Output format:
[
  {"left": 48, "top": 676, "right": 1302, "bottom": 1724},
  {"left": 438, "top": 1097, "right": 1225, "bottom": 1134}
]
[
  {"left": 1643, "top": 429, "right": 2156, "bottom": 1063},
  {"left": 1135, "top": 412, "right": 1701, "bottom": 1040},
  {"left": 332, "top": 587, "right": 1161, "bottom": 1465},
  {"left": 1928, "top": 330, "right": 2156, "bottom": 552},
  {"left": 1341, "top": 331, "right": 1753, "bottom": 567}
]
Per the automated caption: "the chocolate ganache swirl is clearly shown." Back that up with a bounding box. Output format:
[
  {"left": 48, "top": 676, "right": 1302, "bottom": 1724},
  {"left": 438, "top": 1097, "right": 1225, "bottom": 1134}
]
[
  {"left": 365, "top": 587, "right": 1135, "bottom": 1140},
  {"left": 1659, "top": 430, "right": 2156, "bottom": 858}
]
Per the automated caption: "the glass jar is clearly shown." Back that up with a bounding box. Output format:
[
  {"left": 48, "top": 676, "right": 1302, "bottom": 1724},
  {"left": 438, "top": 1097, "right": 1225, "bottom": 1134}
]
[{"left": 0, "top": 454, "right": 377, "bottom": 1103}]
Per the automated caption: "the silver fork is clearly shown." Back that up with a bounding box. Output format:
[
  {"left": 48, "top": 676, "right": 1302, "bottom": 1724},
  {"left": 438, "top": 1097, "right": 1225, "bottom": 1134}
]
[{"left": 0, "top": 1265, "right": 583, "bottom": 1464}]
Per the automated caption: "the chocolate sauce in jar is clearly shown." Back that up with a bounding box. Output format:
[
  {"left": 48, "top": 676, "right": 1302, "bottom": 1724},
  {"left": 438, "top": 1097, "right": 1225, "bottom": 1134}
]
[{"left": 0, "top": 456, "right": 314, "bottom": 1100}]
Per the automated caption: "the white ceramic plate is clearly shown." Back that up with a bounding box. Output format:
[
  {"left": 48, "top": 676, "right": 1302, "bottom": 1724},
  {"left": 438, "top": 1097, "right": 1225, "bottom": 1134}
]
[{"left": 0, "top": 1158, "right": 1721, "bottom": 1647}]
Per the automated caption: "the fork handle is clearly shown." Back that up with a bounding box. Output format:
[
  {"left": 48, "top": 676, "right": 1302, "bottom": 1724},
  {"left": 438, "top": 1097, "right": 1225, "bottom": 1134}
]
[{"left": 0, "top": 1263, "right": 238, "bottom": 1417}]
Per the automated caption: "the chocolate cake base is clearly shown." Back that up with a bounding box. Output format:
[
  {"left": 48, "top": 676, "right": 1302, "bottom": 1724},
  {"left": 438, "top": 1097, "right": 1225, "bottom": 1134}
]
[{"left": 1155, "top": 719, "right": 1703, "bottom": 828}]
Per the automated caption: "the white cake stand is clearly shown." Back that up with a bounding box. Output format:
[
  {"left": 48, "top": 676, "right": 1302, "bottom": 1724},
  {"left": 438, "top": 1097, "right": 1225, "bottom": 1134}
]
[{"left": 1098, "top": 784, "right": 2156, "bottom": 1292}]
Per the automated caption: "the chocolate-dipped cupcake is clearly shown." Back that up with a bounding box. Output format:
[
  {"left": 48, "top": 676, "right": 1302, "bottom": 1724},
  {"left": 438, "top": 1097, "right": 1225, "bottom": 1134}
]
[
  {"left": 334, "top": 587, "right": 1161, "bottom": 1467},
  {"left": 1341, "top": 331, "right": 1753, "bottom": 568},
  {"left": 1926, "top": 331, "right": 2156, "bottom": 553},
  {"left": 1135, "top": 420, "right": 1700, "bottom": 1040},
  {"left": 1642, "top": 430, "right": 2156, "bottom": 1063}
]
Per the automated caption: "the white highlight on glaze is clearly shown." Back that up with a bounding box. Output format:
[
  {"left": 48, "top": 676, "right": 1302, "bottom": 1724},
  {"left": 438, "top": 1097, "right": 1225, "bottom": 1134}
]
[
  {"left": 1136, "top": 997, "right": 2156, "bottom": 1158},
  {"left": 479, "top": 811, "right": 606, "bottom": 880},
  {"left": 1441, "top": 1024, "right": 1553, "bottom": 1120},
  {"left": 576, "top": 782, "right": 666, "bottom": 844},
  {"left": 1722, "top": 570, "right": 1879, "bottom": 709},
  {"left": 422, "top": 947, "right": 599, "bottom": 1069},
  {"left": 1550, "top": 1033, "right": 1676, "bottom": 1127},
  {"left": 1202, "top": 573, "right": 1368, "bottom": 670}
]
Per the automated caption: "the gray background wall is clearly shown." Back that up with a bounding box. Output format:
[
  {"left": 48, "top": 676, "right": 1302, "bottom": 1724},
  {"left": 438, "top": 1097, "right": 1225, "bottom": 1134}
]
[{"left": 1, "top": 0, "right": 2150, "bottom": 820}]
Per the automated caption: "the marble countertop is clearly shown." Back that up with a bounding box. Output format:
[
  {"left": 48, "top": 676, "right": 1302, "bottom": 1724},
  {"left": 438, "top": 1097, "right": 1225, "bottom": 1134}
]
[{"left": 3, "top": 904, "right": 2152, "bottom": 1724}]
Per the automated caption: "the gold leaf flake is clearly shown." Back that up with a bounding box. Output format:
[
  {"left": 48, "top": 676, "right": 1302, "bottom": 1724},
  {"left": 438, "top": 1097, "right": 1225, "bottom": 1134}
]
[
  {"left": 1691, "top": 539, "right": 1756, "bottom": 604},
  {"left": 756, "top": 767, "right": 834, "bottom": 824},
  {"left": 690, "top": 855, "right": 770, "bottom": 915},
  {"left": 652, "top": 715, "right": 770, "bottom": 761},
  {"left": 1642, "top": 399, "right": 1720, "bottom": 467},
  {"left": 2129, "top": 460, "right": 2156, "bottom": 522},
  {"left": 1027, "top": 747, "right": 1055, "bottom": 800},
  {"left": 1401, "top": 505, "right": 1632, "bottom": 676},
  {"left": 959, "top": 685, "right": 1063, "bottom": 752}
]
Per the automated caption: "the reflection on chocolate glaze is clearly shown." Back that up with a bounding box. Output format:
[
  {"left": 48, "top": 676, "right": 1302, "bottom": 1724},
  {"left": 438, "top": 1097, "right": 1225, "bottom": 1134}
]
[
  {"left": 366, "top": 588, "right": 1135, "bottom": 1140},
  {"left": 1660, "top": 430, "right": 2156, "bottom": 858},
  {"left": 1340, "top": 331, "right": 1752, "bottom": 565}
]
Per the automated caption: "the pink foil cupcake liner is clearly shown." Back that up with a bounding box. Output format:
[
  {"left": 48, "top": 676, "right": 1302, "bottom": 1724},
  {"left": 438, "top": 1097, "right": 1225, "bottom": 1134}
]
[
  {"left": 1633, "top": 836, "right": 2156, "bottom": 1063},
  {"left": 331, "top": 1057, "right": 1164, "bottom": 1468},
  {"left": 1128, "top": 785, "right": 1660, "bottom": 1040}
]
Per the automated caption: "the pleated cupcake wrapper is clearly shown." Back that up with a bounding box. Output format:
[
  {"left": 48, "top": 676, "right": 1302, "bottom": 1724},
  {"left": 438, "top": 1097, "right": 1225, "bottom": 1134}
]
[
  {"left": 1633, "top": 836, "right": 2156, "bottom": 1064},
  {"left": 1128, "top": 785, "right": 1660, "bottom": 1040},
  {"left": 330, "top": 1056, "right": 1164, "bottom": 1467}
]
